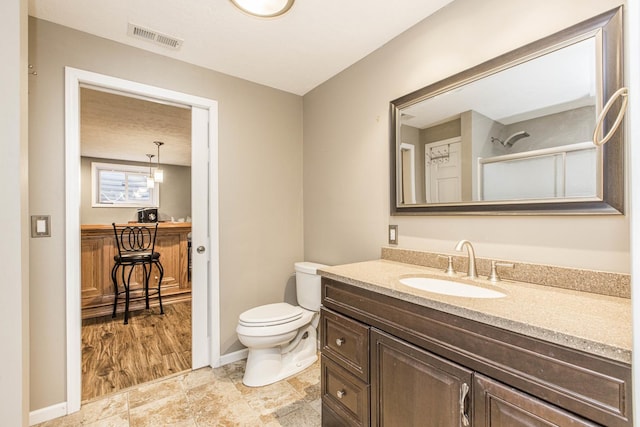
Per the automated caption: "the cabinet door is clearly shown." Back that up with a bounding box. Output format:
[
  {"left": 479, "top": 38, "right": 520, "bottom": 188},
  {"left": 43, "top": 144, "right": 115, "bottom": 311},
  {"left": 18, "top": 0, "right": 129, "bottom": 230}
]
[
  {"left": 80, "top": 236, "right": 106, "bottom": 304},
  {"left": 473, "top": 374, "right": 599, "bottom": 427},
  {"left": 371, "top": 329, "right": 473, "bottom": 427}
]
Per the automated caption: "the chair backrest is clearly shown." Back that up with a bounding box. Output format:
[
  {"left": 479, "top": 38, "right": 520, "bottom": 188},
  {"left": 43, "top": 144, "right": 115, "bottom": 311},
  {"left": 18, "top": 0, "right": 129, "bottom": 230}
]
[{"left": 112, "top": 223, "right": 159, "bottom": 257}]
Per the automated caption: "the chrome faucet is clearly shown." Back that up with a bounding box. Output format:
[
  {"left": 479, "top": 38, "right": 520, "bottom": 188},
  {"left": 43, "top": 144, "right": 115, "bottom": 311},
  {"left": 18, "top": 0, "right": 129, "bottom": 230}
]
[{"left": 455, "top": 240, "right": 478, "bottom": 279}]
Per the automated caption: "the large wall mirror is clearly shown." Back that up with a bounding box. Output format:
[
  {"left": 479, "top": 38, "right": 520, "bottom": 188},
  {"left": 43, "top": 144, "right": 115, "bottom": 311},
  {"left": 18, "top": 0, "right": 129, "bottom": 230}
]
[{"left": 390, "top": 7, "right": 624, "bottom": 215}]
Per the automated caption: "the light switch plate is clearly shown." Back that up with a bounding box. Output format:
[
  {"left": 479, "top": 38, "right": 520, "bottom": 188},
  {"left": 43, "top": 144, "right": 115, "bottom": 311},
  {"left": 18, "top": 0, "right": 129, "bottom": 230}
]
[
  {"left": 31, "top": 215, "right": 51, "bottom": 238},
  {"left": 389, "top": 225, "right": 398, "bottom": 245}
]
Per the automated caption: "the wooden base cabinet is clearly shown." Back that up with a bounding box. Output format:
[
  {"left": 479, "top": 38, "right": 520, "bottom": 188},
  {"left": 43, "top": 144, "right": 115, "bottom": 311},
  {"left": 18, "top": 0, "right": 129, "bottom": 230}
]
[{"left": 320, "top": 278, "right": 631, "bottom": 427}]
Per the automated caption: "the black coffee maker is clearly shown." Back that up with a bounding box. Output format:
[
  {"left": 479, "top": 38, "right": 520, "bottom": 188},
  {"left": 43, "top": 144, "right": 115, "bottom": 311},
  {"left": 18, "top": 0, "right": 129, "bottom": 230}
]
[{"left": 137, "top": 207, "right": 158, "bottom": 223}]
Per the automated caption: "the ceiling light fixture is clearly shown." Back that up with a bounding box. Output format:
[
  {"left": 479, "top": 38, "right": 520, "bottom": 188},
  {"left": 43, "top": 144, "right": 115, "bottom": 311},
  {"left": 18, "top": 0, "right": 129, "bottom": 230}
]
[
  {"left": 153, "top": 141, "right": 164, "bottom": 183},
  {"left": 146, "top": 154, "right": 155, "bottom": 188},
  {"left": 230, "top": 0, "right": 295, "bottom": 18}
]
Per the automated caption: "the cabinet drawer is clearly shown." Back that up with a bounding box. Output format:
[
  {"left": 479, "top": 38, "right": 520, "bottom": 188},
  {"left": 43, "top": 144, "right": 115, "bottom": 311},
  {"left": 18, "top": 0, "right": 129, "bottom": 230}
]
[
  {"left": 321, "top": 308, "right": 369, "bottom": 381},
  {"left": 322, "top": 355, "right": 370, "bottom": 427}
]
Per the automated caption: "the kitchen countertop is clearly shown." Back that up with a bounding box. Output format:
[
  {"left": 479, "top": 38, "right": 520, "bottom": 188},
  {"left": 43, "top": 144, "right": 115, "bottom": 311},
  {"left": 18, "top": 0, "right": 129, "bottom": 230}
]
[{"left": 319, "top": 259, "right": 632, "bottom": 364}]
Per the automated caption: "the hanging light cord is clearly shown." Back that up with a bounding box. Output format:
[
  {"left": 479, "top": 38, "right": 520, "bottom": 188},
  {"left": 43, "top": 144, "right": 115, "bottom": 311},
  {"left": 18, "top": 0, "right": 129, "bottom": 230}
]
[{"left": 154, "top": 141, "right": 164, "bottom": 165}]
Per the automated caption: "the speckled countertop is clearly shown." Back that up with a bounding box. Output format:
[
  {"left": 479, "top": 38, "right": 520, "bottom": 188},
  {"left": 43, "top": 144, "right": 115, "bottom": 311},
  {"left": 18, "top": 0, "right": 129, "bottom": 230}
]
[{"left": 319, "top": 259, "right": 632, "bottom": 364}]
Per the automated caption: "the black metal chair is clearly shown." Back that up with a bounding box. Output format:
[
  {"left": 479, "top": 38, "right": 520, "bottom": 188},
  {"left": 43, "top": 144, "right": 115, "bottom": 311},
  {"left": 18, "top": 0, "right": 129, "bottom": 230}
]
[{"left": 111, "top": 223, "right": 164, "bottom": 324}]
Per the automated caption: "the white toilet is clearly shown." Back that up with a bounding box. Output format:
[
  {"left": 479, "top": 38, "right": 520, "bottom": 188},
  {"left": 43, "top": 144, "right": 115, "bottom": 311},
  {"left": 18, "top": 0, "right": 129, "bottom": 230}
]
[{"left": 236, "top": 261, "right": 326, "bottom": 387}]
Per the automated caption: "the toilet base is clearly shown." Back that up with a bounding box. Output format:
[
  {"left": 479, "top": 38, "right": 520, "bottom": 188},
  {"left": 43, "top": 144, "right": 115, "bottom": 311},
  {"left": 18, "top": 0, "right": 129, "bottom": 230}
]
[{"left": 242, "top": 325, "right": 318, "bottom": 387}]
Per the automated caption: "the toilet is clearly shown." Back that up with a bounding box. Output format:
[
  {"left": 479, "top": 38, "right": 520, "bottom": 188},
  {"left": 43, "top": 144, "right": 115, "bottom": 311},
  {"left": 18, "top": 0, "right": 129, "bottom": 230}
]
[{"left": 236, "top": 261, "right": 327, "bottom": 387}]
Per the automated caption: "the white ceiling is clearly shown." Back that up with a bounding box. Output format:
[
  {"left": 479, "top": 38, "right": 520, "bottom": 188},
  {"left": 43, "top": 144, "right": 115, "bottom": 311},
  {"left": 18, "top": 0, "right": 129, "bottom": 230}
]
[{"left": 28, "top": 0, "right": 455, "bottom": 95}]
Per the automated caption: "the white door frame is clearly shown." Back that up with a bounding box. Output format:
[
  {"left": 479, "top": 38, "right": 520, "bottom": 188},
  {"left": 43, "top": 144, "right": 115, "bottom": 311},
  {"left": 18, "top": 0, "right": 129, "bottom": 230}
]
[{"left": 64, "top": 67, "right": 220, "bottom": 414}]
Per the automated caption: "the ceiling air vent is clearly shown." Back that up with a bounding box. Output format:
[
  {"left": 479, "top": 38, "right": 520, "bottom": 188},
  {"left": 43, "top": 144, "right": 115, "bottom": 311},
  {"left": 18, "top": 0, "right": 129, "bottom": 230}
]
[{"left": 127, "top": 23, "right": 183, "bottom": 50}]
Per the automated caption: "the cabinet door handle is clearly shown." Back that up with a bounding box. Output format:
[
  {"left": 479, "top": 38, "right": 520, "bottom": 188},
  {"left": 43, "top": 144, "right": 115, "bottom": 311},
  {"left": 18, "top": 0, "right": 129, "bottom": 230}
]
[
  {"left": 460, "top": 382, "right": 470, "bottom": 427},
  {"left": 335, "top": 338, "right": 345, "bottom": 346},
  {"left": 336, "top": 389, "right": 346, "bottom": 399}
]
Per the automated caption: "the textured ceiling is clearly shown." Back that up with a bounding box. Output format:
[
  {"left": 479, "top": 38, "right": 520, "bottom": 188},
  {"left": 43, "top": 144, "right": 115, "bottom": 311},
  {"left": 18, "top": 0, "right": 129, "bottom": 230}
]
[
  {"left": 80, "top": 88, "right": 192, "bottom": 166},
  {"left": 28, "top": 0, "right": 454, "bottom": 95}
]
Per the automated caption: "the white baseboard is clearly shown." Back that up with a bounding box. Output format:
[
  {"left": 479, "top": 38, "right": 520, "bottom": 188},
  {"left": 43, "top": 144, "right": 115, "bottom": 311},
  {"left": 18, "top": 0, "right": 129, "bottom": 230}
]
[
  {"left": 30, "top": 402, "right": 67, "bottom": 426},
  {"left": 218, "top": 348, "right": 248, "bottom": 366}
]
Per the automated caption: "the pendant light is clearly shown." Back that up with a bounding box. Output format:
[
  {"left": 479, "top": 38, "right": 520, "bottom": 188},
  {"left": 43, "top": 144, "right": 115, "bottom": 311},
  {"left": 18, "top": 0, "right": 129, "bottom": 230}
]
[
  {"left": 230, "top": 0, "right": 294, "bottom": 18},
  {"left": 153, "top": 141, "right": 164, "bottom": 183},
  {"left": 146, "top": 154, "right": 155, "bottom": 188}
]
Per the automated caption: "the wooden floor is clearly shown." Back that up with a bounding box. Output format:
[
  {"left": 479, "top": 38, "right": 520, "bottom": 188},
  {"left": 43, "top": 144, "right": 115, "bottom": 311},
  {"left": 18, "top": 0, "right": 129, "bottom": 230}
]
[{"left": 82, "top": 301, "right": 192, "bottom": 401}]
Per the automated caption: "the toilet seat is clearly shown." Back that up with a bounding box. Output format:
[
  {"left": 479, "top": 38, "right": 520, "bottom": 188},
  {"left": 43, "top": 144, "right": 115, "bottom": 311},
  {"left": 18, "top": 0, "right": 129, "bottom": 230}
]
[{"left": 238, "top": 303, "right": 304, "bottom": 327}]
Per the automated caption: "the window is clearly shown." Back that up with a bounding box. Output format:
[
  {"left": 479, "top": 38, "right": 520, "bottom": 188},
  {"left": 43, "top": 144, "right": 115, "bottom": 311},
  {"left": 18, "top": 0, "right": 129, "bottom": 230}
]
[{"left": 92, "top": 162, "right": 159, "bottom": 207}]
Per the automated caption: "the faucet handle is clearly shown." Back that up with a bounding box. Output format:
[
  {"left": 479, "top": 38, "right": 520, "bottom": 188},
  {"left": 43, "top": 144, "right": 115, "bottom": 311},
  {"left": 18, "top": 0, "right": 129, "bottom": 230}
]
[
  {"left": 488, "top": 260, "right": 514, "bottom": 282},
  {"left": 438, "top": 255, "right": 456, "bottom": 275}
]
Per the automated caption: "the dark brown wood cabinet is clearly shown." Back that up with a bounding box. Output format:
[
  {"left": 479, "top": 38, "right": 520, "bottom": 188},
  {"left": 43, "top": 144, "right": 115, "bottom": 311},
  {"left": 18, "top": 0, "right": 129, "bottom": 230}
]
[{"left": 320, "top": 277, "right": 631, "bottom": 427}]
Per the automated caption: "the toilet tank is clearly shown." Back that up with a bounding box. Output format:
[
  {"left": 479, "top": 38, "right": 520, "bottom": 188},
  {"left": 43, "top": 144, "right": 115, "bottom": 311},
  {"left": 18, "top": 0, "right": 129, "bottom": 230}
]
[{"left": 294, "top": 262, "right": 327, "bottom": 311}]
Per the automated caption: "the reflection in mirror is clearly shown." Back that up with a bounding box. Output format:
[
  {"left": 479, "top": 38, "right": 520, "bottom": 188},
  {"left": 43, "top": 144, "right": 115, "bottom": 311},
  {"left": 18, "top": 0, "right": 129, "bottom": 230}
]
[
  {"left": 400, "top": 38, "right": 598, "bottom": 205},
  {"left": 391, "top": 8, "right": 624, "bottom": 215}
]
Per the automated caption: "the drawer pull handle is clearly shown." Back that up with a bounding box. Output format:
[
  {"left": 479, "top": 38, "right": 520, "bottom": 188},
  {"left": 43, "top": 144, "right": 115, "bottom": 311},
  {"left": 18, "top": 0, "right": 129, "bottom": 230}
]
[
  {"left": 336, "top": 389, "right": 346, "bottom": 399},
  {"left": 336, "top": 338, "right": 345, "bottom": 346}
]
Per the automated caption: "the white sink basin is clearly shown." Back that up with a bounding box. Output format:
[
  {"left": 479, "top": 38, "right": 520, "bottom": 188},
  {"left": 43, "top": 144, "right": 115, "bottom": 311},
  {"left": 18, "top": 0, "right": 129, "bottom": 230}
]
[{"left": 399, "top": 277, "right": 506, "bottom": 299}]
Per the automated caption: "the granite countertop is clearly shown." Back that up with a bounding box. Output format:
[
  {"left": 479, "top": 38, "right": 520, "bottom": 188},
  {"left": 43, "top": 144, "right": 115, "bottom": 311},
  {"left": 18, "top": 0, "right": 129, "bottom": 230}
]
[{"left": 319, "top": 259, "right": 632, "bottom": 364}]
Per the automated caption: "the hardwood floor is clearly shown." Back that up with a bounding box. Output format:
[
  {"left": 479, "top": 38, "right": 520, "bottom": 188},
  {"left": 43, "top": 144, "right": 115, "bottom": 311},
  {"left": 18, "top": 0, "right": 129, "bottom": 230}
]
[{"left": 82, "top": 301, "right": 192, "bottom": 401}]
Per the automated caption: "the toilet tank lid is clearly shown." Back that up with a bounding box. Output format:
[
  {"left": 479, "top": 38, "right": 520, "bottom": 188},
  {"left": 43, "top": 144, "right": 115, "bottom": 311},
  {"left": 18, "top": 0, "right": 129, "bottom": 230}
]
[{"left": 294, "top": 261, "right": 328, "bottom": 274}]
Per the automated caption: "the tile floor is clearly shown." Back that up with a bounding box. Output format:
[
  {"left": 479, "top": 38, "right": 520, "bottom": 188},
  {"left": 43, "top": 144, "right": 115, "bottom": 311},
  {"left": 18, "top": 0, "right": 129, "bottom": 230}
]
[{"left": 36, "top": 357, "right": 321, "bottom": 427}]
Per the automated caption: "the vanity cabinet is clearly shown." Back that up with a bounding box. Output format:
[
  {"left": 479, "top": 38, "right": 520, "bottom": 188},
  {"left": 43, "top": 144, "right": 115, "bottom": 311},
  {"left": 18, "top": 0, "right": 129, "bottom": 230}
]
[{"left": 320, "top": 277, "right": 631, "bottom": 427}]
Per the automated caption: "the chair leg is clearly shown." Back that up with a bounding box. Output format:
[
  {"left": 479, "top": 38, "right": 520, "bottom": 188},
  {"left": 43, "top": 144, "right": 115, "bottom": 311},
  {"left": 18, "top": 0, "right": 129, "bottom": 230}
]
[
  {"left": 123, "top": 265, "right": 134, "bottom": 325},
  {"left": 111, "top": 263, "right": 119, "bottom": 319},
  {"left": 155, "top": 260, "right": 165, "bottom": 315},
  {"left": 143, "top": 263, "right": 150, "bottom": 309}
]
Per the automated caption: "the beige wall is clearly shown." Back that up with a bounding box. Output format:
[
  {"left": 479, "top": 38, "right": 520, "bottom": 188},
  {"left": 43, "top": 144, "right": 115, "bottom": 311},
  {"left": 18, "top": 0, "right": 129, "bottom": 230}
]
[
  {"left": 1, "top": 0, "right": 29, "bottom": 424},
  {"left": 80, "top": 157, "right": 192, "bottom": 224},
  {"left": 303, "top": 0, "right": 629, "bottom": 272},
  {"left": 29, "top": 18, "right": 303, "bottom": 411}
]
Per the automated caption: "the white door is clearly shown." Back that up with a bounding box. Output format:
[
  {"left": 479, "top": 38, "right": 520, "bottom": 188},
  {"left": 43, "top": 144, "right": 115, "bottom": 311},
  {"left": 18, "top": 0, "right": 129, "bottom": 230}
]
[
  {"left": 190, "top": 106, "right": 218, "bottom": 369},
  {"left": 425, "top": 140, "right": 462, "bottom": 203}
]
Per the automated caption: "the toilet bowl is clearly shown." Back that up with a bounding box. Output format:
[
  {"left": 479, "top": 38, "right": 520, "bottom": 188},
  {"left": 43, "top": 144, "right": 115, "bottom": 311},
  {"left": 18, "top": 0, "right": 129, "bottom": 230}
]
[{"left": 236, "top": 261, "right": 326, "bottom": 387}]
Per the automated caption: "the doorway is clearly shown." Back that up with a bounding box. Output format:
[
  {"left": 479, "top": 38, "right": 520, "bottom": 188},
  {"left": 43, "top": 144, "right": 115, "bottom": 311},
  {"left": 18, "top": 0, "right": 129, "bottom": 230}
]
[
  {"left": 65, "top": 67, "right": 220, "bottom": 414},
  {"left": 79, "top": 87, "right": 193, "bottom": 400}
]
